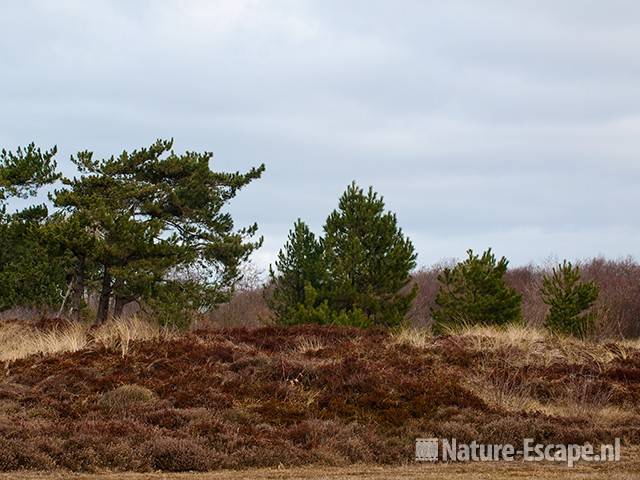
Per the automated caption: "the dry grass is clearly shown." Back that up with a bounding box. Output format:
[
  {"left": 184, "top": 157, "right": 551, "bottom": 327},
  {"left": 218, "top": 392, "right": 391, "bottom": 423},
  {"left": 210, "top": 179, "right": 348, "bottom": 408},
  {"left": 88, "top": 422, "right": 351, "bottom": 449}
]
[
  {"left": 390, "top": 327, "right": 432, "bottom": 349},
  {"left": 0, "top": 321, "right": 88, "bottom": 362},
  {"left": 93, "top": 317, "right": 167, "bottom": 356},
  {"left": 0, "top": 316, "right": 169, "bottom": 362},
  {"left": 294, "top": 337, "right": 326, "bottom": 354},
  {"left": 447, "top": 324, "right": 640, "bottom": 425},
  {"left": 447, "top": 323, "right": 634, "bottom": 368}
]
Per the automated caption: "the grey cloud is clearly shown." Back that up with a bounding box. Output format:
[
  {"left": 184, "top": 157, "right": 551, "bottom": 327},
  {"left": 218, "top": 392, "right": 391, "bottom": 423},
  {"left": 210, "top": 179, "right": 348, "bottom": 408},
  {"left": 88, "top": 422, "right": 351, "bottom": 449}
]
[{"left": 1, "top": 0, "right": 639, "bottom": 269}]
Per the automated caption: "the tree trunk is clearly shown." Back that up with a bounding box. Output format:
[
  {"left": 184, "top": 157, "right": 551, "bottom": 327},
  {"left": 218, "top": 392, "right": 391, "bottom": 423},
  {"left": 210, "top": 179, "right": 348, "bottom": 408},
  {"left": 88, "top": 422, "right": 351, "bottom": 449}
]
[
  {"left": 96, "top": 266, "right": 112, "bottom": 324},
  {"left": 114, "top": 294, "right": 129, "bottom": 318},
  {"left": 112, "top": 278, "right": 130, "bottom": 318},
  {"left": 71, "top": 255, "right": 86, "bottom": 321}
]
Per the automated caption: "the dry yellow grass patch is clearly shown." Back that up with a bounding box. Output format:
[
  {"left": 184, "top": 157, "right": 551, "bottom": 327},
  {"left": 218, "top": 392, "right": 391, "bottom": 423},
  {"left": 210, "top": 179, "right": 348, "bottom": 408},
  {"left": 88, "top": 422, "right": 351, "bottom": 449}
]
[
  {"left": 390, "top": 327, "right": 432, "bottom": 348},
  {"left": 468, "top": 371, "right": 636, "bottom": 422},
  {"left": 294, "top": 337, "right": 326, "bottom": 354},
  {"left": 0, "top": 321, "right": 88, "bottom": 362},
  {"left": 0, "top": 316, "right": 169, "bottom": 362},
  {"left": 93, "top": 316, "right": 167, "bottom": 356},
  {"left": 449, "top": 323, "right": 638, "bottom": 369},
  {"left": 443, "top": 323, "right": 640, "bottom": 422}
]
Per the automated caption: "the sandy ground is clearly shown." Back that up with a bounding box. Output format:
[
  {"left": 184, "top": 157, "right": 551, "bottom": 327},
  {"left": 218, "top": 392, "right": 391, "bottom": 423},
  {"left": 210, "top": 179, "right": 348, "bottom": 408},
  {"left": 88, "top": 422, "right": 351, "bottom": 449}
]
[{"left": 2, "top": 453, "right": 639, "bottom": 480}]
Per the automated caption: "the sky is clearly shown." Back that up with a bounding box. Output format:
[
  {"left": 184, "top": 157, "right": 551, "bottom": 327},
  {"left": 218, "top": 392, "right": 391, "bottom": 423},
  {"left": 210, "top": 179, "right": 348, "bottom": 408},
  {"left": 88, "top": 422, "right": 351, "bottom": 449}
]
[{"left": 2, "top": 0, "right": 639, "bottom": 271}]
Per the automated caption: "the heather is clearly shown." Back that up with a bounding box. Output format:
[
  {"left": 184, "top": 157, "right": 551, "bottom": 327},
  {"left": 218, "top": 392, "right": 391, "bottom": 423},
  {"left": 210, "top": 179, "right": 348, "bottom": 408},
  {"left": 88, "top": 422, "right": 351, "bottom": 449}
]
[{"left": 0, "top": 320, "right": 639, "bottom": 472}]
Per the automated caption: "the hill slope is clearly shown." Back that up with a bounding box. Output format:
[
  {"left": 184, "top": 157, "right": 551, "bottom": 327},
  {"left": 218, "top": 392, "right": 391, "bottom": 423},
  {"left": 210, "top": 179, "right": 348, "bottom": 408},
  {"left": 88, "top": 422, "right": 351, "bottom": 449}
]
[{"left": 0, "top": 322, "right": 639, "bottom": 472}]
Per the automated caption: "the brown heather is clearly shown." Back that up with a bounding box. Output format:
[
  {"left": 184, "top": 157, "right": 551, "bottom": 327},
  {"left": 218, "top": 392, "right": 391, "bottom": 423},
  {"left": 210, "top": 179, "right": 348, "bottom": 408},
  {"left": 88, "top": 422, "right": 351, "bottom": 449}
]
[{"left": 0, "top": 319, "right": 639, "bottom": 472}]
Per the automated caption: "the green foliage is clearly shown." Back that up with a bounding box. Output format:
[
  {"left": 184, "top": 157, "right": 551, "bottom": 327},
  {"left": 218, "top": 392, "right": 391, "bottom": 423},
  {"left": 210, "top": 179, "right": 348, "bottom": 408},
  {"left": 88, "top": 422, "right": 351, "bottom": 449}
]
[
  {"left": 268, "top": 220, "right": 325, "bottom": 323},
  {"left": 270, "top": 182, "right": 417, "bottom": 328},
  {"left": 541, "top": 260, "right": 599, "bottom": 338},
  {"left": 274, "top": 282, "right": 331, "bottom": 326},
  {"left": 0, "top": 140, "right": 262, "bottom": 325},
  {"left": 0, "top": 143, "right": 59, "bottom": 201},
  {"left": 432, "top": 248, "right": 522, "bottom": 334},
  {"left": 0, "top": 206, "right": 68, "bottom": 310},
  {"left": 273, "top": 282, "right": 372, "bottom": 327},
  {"left": 322, "top": 183, "right": 417, "bottom": 327},
  {"left": 0, "top": 144, "right": 65, "bottom": 311},
  {"left": 52, "top": 139, "right": 265, "bottom": 325}
]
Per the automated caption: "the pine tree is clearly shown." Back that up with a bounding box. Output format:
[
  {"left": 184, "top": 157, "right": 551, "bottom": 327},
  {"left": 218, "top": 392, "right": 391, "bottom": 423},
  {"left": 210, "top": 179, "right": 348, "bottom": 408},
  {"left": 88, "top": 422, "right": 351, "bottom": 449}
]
[
  {"left": 53, "top": 139, "right": 264, "bottom": 325},
  {"left": 432, "top": 248, "right": 522, "bottom": 333},
  {"left": 0, "top": 206, "right": 68, "bottom": 311},
  {"left": 268, "top": 219, "right": 325, "bottom": 324},
  {"left": 0, "top": 144, "right": 65, "bottom": 311},
  {"left": 322, "top": 182, "right": 417, "bottom": 327},
  {"left": 541, "top": 260, "right": 599, "bottom": 338},
  {"left": 0, "top": 143, "right": 59, "bottom": 201}
]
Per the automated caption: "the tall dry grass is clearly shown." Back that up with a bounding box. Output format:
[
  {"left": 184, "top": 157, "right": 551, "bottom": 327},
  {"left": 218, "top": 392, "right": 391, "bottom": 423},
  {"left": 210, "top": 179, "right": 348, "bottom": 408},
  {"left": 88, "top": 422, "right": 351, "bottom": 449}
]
[{"left": 0, "top": 316, "right": 169, "bottom": 362}]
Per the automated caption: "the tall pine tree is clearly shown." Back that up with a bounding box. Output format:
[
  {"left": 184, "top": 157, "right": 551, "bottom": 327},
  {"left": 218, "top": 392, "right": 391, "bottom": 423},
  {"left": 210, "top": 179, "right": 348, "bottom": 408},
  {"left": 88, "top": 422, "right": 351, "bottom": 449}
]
[
  {"left": 270, "top": 183, "right": 417, "bottom": 327},
  {"left": 53, "top": 139, "right": 264, "bottom": 325},
  {"left": 322, "top": 183, "right": 417, "bottom": 326}
]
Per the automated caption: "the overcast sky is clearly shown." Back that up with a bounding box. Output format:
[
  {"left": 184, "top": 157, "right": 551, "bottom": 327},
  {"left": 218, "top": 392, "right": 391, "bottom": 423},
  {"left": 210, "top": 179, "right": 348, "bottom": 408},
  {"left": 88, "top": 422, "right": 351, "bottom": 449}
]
[{"left": 2, "top": 0, "right": 639, "bottom": 270}]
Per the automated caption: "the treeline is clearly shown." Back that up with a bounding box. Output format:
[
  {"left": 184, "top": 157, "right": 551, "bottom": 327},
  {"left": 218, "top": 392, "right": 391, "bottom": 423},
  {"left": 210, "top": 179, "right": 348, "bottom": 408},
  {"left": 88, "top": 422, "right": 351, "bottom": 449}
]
[
  {"left": 407, "top": 257, "right": 640, "bottom": 338},
  {"left": 267, "top": 188, "right": 605, "bottom": 339},
  {"left": 0, "top": 140, "right": 264, "bottom": 326},
  {"left": 1, "top": 140, "right": 637, "bottom": 338}
]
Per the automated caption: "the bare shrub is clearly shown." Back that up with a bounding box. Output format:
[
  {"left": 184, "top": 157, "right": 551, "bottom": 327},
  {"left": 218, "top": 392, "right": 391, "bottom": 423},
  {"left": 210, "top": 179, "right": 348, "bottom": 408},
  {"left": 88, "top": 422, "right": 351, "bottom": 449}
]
[
  {"left": 405, "top": 266, "right": 440, "bottom": 328},
  {"left": 205, "top": 287, "right": 272, "bottom": 328},
  {"left": 580, "top": 257, "right": 640, "bottom": 338},
  {"left": 506, "top": 265, "right": 546, "bottom": 328}
]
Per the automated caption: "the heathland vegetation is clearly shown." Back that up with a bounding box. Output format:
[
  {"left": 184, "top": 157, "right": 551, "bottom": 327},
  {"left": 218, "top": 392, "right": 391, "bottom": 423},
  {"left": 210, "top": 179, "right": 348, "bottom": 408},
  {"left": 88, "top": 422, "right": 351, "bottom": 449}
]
[{"left": 2, "top": 141, "right": 640, "bottom": 473}]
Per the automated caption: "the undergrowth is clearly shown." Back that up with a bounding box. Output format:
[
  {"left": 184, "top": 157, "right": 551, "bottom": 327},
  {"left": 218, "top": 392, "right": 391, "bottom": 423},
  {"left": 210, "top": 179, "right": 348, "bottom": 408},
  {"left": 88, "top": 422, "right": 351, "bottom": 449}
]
[{"left": 0, "top": 321, "right": 638, "bottom": 472}]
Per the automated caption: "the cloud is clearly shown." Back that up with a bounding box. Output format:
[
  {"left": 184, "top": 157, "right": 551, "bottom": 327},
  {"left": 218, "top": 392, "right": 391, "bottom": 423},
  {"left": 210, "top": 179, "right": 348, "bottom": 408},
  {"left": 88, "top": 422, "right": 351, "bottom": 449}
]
[{"left": 1, "top": 0, "right": 639, "bottom": 269}]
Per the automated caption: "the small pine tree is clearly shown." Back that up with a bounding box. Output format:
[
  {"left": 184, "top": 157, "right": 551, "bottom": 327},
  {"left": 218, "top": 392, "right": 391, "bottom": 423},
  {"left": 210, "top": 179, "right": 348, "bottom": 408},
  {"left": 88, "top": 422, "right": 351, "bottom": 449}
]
[
  {"left": 432, "top": 248, "right": 522, "bottom": 333},
  {"left": 322, "top": 182, "right": 417, "bottom": 327},
  {"left": 268, "top": 219, "right": 325, "bottom": 324},
  {"left": 541, "top": 260, "right": 599, "bottom": 338}
]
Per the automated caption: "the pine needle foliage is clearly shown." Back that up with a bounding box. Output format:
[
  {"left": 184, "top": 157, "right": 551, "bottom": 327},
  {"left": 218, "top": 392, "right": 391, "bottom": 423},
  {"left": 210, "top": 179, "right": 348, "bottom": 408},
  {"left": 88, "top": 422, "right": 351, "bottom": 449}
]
[
  {"left": 432, "top": 248, "right": 522, "bottom": 334},
  {"left": 541, "top": 260, "right": 599, "bottom": 338}
]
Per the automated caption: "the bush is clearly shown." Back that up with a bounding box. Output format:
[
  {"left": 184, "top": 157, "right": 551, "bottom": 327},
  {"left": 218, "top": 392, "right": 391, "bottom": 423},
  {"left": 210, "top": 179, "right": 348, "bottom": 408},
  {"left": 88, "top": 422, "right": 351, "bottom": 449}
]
[
  {"left": 98, "top": 384, "right": 156, "bottom": 412},
  {"left": 541, "top": 260, "right": 599, "bottom": 338},
  {"left": 432, "top": 249, "right": 522, "bottom": 333}
]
